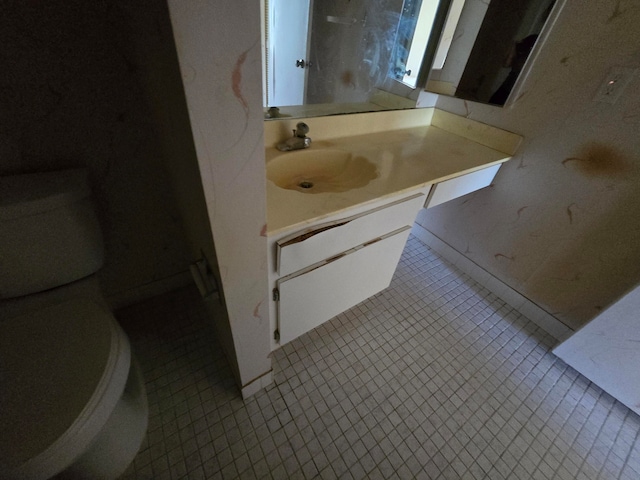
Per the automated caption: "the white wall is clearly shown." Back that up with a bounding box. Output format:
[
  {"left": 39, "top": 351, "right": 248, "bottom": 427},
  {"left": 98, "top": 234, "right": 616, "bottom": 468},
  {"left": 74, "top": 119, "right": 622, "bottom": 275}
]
[
  {"left": 418, "top": 1, "right": 640, "bottom": 331},
  {"left": 167, "top": 0, "right": 272, "bottom": 396},
  {"left": 553, "top": 284, "right": 640, "bottom": 416}
]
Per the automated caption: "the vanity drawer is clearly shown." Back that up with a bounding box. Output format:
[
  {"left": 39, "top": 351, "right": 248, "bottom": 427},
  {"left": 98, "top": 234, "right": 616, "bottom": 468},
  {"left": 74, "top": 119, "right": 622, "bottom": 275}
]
[
  {"left": 425, "top": 164, "right": 501, "bottom": 208},
  {"left": 276, "top": 192, "right": 425, "bottom": 276},
  {"left": 276, "top": 226, "right": 412, "bottom": 345}
]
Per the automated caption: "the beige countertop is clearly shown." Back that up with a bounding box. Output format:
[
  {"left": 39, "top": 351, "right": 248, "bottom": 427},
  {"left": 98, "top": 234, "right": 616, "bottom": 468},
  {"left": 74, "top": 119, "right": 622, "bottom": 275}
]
[{"left": 265, "top": 108, "right": 522, "bottom": 236}]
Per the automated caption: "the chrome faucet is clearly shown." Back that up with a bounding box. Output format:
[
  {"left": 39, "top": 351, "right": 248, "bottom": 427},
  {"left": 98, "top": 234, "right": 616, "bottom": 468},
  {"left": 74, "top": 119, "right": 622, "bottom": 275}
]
[{"left": 277, "top": 122, "right": 311, "bottom": 151}]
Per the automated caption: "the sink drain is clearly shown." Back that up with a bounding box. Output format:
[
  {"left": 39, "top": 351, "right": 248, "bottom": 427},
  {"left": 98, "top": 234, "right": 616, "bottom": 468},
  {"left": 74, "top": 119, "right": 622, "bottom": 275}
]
[{"left": 299, "top": 181, "right": 313, "bottom": 189}]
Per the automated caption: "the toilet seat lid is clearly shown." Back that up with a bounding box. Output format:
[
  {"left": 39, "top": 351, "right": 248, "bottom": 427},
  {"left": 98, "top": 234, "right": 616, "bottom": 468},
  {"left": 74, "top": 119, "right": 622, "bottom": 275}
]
[{"left": 0, "top": 299, "right": 131, "bottom": 479}]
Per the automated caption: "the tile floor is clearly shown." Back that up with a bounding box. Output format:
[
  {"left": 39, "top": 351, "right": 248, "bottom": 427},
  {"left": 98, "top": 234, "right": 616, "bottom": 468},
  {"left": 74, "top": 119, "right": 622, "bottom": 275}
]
[{"left": 118, "top": 236, "right": 640, "bottom": 479}]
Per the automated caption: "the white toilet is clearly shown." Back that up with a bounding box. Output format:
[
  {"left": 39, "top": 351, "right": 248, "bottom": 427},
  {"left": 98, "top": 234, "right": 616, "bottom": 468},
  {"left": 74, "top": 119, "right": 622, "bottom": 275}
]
[{"left": 0, "top": 169, "right": 148, "bottom": 480}]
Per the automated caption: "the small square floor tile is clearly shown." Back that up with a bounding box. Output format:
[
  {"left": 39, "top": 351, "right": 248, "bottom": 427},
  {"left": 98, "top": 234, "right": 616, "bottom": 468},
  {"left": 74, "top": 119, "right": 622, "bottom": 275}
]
[{"left": 117, "top": 236, "right": 640, "bottom": 480}]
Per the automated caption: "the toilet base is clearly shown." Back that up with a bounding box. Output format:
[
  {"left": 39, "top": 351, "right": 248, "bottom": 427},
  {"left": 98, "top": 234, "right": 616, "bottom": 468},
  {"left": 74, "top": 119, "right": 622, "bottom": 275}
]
[{"left": 53, "top": 357, "right": 148, "bottom": 480}]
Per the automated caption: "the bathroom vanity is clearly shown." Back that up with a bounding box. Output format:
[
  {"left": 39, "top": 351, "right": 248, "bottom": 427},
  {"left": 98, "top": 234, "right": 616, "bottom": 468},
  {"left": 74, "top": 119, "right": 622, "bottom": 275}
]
[{"left": 266, "top": 108, "right": 522, "bottom": 350}]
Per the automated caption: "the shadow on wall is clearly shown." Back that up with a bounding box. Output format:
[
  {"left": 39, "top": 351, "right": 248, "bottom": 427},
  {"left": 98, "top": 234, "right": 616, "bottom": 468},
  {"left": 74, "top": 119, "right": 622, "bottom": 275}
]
[
  {"left": 525, "top": 143, "right": 640, "bottom": 327},
  {"left": 0, "top": 1, "right": 190, "bottom": 303}
]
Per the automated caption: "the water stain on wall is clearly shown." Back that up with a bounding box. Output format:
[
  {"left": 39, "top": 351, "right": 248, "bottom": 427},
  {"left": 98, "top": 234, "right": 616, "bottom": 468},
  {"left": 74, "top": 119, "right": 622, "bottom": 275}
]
[
  {"left": 253, "top": 300, "right": 263, "bottom": 319},
  {"left": 528, "top": 143, "right": 638, "bottom": 326},
  {"left": 562, "top": 143, "right": 632, "bottom": 177},
  {"left": 232, "top": 50, "right": 249, "bottom": 113}
]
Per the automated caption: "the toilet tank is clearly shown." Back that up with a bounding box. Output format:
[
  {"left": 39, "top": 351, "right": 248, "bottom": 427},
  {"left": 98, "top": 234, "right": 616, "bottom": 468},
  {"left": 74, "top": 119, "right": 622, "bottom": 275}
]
[{"left": 0, "top": 169, "right": 104, "bottom": 299}]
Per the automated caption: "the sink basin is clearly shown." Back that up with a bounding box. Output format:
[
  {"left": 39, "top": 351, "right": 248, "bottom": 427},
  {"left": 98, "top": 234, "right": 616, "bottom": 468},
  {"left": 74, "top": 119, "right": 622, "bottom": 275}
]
[{"left": 267, "top": 149, "right": 378, "bottom": 193}]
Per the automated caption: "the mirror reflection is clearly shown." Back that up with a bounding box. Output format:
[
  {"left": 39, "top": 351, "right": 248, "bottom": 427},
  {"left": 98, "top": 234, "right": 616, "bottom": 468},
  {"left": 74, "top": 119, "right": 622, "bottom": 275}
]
[
  {"left": 262, "top": 0, "right": 561, "bottom": 119},
  {"left": 262, "top": 0, "right": 449, "bottom": 118},
  {"left": 426, "top": 0, "right": 557, "bottom": 106}
]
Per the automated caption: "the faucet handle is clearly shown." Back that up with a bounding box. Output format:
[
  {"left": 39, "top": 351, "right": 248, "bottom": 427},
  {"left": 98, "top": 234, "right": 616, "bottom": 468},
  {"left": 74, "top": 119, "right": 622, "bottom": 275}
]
[{"left": 295, "top": 122, "right": 309, "bottom": 137}]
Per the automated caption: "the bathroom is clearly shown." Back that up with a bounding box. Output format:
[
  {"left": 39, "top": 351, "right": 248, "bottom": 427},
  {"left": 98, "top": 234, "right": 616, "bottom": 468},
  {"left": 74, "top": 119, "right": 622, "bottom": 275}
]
[{"left": 1, "top": 0, "right": 639, "bottom": 478}]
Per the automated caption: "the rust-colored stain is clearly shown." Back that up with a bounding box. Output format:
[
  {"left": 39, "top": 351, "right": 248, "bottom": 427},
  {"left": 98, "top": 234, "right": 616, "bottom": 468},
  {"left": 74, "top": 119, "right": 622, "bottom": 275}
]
[
  {"left": 340, "top": 70, "right": 355, "bottom": 88},
  {"left": 232, "top": 50, "right": 249, "bottom": 111},
  {"left": 253, "top": 300, "right": 262, "bottom": 319},
  {"left": 260, "top": 224, "right": 267, "bottom": 237},
  {"left": 280, "top": 222, "right": 347, "bottom": 246},
  {"left": 562, "top": 143, "right": 631, "bottom": 177},
  {"left": 494, "top": 253, "right": 515, "bottom": 261}
]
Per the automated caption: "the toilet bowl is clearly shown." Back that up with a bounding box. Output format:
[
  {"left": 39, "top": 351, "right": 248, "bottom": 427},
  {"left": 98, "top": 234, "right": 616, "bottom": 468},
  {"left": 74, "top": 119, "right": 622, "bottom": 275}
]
[{"left": 0, "top": 169, "right": 148, "bottom": 479}]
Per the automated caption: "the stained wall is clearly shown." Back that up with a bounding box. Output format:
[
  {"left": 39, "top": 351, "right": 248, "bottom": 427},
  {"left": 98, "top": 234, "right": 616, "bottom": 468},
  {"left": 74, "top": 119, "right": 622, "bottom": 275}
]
[
  {"left": 167, "top": 1, "right": 272, "bottom": 394},
  {"left": 417, "top": 1, "right": 640, "bottom": 330}
]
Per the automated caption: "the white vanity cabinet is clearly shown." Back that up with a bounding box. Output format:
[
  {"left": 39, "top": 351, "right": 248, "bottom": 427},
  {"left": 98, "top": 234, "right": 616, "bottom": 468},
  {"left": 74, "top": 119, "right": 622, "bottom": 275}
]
[
  {"left": 270, "top": 191, "right": 427, "bottom": 347},
  {"left": 276, "top": 226, "right": 412, "bottom": 345},
  {"left": 269, "top": 162, "right": 505, "bottom": 348},
  {"left": 266, "top": 108, "right": 522, "bottom": 351},
  {"left": 424, "top": 164, "right": 501, "bottom": 208}
]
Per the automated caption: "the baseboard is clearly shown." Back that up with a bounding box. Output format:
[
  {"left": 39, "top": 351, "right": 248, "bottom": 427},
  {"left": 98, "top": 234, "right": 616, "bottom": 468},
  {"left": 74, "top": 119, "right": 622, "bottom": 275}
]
[
  {"left": 241, "top": 370, "right": 274, "bottom": 399},
  {"left": 106, "top": 270, "right": 194, "bottom": 310},
  {"left": 411, "top": 223, "right": 572, "bottom": 341}
]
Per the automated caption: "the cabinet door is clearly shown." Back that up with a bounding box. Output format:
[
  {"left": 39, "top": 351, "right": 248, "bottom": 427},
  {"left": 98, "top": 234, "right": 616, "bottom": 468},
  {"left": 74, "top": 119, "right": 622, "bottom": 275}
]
[
  {"left": 425, "top": 164, "right": 500, "bottom": 208},
  {"left": 277, "top": 193, "right": 425, "bottom": 276},
  {"left": 276, "top": 226, "right": 411, "bottom": 346}
]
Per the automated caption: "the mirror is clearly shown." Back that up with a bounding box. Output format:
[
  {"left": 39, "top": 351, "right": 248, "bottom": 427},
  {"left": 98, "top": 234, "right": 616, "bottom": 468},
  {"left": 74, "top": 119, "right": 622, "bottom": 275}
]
[
  {"left": 426, "top": 0, "right": 561, "bottom": 106},
  {"left": 261, "top": 0, "right": 452, "bottom": 119},
  {"left": 261, "top": 0, "right": 564, "bottom": 119}
]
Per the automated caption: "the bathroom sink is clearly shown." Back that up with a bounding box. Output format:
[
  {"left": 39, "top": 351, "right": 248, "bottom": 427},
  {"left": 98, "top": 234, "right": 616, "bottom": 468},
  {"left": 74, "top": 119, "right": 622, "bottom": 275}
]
[{"left": 267, "top": 149, "right": 378, "bottom": 193}]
